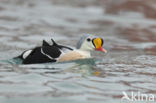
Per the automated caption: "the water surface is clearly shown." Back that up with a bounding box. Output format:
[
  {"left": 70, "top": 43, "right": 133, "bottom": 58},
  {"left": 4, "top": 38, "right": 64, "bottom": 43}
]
[{"left": 0, "top": 0, "right": 156, "bottom": 103}]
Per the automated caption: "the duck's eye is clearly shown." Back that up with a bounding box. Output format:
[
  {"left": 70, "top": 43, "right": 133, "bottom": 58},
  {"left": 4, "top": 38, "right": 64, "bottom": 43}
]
[{"left": 87, "top": 38, "right": 91, "bottom": 42}]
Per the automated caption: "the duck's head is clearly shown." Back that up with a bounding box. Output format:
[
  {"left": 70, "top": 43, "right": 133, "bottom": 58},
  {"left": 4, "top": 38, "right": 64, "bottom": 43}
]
[{"left": 76, "top": 35, "right": 107, "bottom": 53}]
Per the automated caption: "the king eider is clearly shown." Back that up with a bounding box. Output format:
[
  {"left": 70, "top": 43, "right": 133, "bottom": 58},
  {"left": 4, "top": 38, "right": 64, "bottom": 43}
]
[{"left": 14, "top": 35, "right": 107, "bottom": 64}]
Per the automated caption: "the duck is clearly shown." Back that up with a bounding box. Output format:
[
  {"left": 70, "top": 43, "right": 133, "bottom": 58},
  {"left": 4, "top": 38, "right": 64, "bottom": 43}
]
[{"left": 14, "top": 34, "right": 107, "bottom": 64}]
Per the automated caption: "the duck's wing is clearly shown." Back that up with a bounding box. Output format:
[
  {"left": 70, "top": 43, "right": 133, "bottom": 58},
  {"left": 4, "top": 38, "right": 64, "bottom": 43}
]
[
  {"left": 22, "top": 46, "right": 59, "bottom": 64},
  {"left": 41, "top": 46, "right": 62, "bottom": 59}
]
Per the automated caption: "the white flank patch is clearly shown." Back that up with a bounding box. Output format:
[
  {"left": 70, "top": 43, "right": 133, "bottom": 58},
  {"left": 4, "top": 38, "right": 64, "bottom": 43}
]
[{"left": 23, "top": 50, "right": 32, "bottom": 59}]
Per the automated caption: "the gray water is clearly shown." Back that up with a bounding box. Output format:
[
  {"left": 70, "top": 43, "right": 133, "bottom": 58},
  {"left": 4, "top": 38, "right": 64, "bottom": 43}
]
[{"left": 0, "top": 0, "right": 156, "bottom": 103}]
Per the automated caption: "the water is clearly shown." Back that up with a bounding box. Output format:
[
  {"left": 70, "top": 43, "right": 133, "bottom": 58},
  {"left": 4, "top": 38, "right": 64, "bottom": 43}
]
[{"left": 0, "top": 0, "right": 156, "bottom": 103}]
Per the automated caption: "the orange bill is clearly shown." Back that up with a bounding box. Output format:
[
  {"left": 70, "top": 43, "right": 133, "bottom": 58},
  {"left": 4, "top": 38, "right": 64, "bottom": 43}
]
[{"left": 93, "top": 38, "right": 107, "bottom": 53}]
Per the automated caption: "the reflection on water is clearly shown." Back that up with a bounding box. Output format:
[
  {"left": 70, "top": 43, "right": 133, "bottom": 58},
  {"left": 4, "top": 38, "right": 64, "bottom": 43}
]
[{"left": 0, "top": 0, "right": 156, "bottom": 103}]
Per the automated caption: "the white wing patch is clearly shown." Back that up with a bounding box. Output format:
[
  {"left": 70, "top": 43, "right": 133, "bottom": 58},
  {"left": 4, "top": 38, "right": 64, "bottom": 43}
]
[{"left": 22, "top": 50, "right": 32, "bottom": 59}]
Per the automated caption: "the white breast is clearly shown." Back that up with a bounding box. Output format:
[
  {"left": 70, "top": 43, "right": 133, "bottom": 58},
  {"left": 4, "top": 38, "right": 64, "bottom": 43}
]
[{"left": 58, "top": 50, "right": 91, "bottom": 62}]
